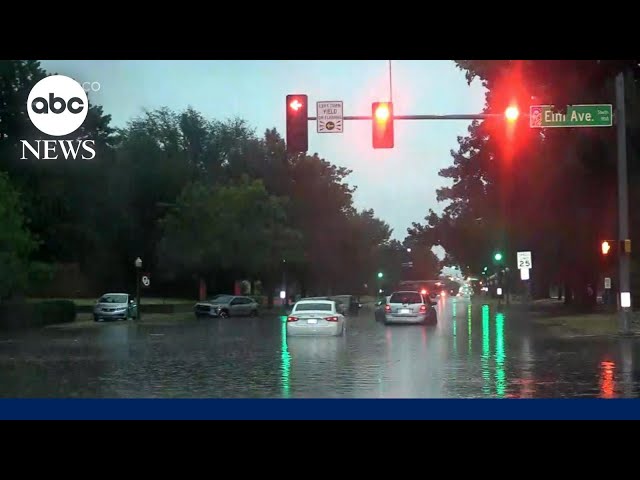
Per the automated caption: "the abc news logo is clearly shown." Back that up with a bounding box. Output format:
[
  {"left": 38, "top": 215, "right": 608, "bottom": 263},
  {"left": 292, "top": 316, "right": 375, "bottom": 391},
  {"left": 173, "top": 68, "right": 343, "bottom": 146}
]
[{"left": 21, "top": 75, "right": 96, "bottom": 160}]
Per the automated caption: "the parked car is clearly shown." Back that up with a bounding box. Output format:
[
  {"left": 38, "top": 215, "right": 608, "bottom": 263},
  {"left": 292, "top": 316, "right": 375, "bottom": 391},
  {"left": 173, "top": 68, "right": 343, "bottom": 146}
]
[
  {"left": 286, "top": 299, "right": 345, "bottom": 336},
  {"left": 93, "top": 293, "right": 137, "bottom": 321},
  {"left": 332, "top": 295, "right": 362, "bottom": 316},
  {"left": 194, "top": 295, "right": 259, "bottom": 318}
]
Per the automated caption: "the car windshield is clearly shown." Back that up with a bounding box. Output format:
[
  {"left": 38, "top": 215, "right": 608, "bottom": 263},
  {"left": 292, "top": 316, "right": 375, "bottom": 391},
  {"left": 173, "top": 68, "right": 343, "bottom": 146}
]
[
  {"left": 99, "top": 294, "right": 128, "bottom": 304},
  {"left": 390, "top": 292, "right": 422, "bottom": 304},
  {"left": 210, "top": 295, "right": 232, "bottom": 303},
  {"left": 294, "top": 303, "right": 333, "bottom": 312}
]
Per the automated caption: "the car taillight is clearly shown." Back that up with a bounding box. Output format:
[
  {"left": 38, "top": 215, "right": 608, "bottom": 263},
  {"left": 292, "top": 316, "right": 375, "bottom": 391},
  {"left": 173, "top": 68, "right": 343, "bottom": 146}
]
[
  {"left": 324, "top": 316, "right": 339, "bottom": 322},
  {"left": 384, "top": 305, "right": 391, "bottom": 313},
  {"left": 287, "top": 316, "right": 298, "bottom": 322},
  {"left": 421, "top": 289, "right": 427, "bottom": 295},
  {"left": 419, "top": 305, "right": 427, "bottom": 313}
]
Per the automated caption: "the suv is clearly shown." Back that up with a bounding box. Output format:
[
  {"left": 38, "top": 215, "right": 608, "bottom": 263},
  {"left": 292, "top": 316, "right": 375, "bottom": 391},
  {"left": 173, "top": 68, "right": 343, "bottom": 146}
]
[
  {"left": 194, "top": 295, "right": 259, "bottom": 318},
  {"left": 381, "top": 290, "right": 437, "bottom": 325}
]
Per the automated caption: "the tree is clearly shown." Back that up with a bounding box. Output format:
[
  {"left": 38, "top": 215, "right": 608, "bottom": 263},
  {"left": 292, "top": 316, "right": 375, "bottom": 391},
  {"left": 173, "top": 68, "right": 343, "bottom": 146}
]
[
  {"left": 157, "top": 177, "right": 302, "bottom": 296},
  {"left": 0, "top": 171, "right": 38, "bottom": 299},
  {"left": 415, "top": 60, "right": 640, "bottom": 303}
]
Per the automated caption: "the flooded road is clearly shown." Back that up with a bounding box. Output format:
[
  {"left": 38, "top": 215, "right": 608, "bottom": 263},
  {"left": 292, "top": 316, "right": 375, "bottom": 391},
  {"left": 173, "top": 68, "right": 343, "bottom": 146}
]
[{"left": 0, "top": 297, "right": 639, "bottom": 398}]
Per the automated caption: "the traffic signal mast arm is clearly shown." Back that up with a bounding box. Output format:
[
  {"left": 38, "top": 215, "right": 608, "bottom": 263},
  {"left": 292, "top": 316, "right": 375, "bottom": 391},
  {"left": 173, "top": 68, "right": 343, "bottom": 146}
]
[{"left": 306, "top": 113, "right": 525, "bottom": 120}]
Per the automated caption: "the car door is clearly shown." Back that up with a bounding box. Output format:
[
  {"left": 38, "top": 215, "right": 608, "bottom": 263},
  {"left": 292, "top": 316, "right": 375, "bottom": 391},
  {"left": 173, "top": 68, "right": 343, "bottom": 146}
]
[
  {"left": 229, "top": 297, "right": 243, "bottom": 316},
  {"left": 239, "top": 297, "right": 253, "bottom": 315}
]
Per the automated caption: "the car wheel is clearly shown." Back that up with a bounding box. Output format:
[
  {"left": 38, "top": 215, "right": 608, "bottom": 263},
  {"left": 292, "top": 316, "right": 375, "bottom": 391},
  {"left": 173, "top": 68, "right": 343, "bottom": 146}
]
[
  {"left": 219, "top": 310, "right": 229, "bottom": 318},
  {"left": 93, "top": 315, "right": 99, "bottom": 322},
  {"left": 250, "top": 309, "right": 258, "bottom": 317}
]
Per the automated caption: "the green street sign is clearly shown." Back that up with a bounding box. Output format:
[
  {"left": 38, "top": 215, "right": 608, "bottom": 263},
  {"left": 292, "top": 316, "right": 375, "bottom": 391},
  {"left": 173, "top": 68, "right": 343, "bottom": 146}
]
[{"left": 529, "top": 104, "right": 612, "bottom": 128}]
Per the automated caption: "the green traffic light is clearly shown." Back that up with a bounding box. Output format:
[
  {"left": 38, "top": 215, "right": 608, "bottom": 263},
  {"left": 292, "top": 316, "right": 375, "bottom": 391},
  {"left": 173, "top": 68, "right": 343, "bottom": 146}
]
[
  {"left": 494, "top": 253, "right": 503, "bottom": 261},
  {"left": 377, "top": 272, "right": 383, "bottom": 278}
]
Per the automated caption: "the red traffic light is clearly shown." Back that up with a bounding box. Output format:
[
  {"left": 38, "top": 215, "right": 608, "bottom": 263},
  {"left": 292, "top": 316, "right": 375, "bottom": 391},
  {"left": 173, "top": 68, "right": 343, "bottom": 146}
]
[
  {"left": 286, "top": 94, "right": 308, "bottom": 153},
  {"left": 505, "top": 105, "right": 519, "bottom": 121},
  {"left": 601, "top": 240, "right": 611, "bottom": 255},
  {"left": 372, "top": 101, "right": 394, "bottom": 149}
]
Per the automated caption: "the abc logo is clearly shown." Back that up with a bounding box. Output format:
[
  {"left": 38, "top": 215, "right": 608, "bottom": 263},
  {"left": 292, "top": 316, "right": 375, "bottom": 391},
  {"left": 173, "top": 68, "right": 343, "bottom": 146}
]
[{"left": 27, "top": 75, "right": 88, "bottom": 137}]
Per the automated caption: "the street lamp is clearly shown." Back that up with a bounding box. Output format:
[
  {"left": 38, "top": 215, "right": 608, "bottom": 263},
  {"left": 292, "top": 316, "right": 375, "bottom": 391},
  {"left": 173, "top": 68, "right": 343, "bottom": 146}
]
[{"left": 135, "top": 257, "right": 142, "bottom": 320}]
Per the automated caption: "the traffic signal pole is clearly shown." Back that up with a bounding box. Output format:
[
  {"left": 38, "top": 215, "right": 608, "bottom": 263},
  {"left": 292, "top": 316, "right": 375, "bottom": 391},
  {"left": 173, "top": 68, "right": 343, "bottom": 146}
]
[{"left": 615, "top": 72, "right": 632, "bottom": 334}]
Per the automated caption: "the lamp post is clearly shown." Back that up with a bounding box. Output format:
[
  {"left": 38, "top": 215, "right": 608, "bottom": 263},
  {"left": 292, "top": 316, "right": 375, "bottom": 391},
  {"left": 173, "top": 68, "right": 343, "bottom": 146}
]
[{"left": 135, "top": 257, "right": 142, "bottom": 320}]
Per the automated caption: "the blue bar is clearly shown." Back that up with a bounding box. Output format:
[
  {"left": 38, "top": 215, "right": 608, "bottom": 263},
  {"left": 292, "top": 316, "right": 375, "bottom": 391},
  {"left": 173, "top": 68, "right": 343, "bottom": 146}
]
[{"left": 1, "top": 399, "right": 639, "bottom": 420}]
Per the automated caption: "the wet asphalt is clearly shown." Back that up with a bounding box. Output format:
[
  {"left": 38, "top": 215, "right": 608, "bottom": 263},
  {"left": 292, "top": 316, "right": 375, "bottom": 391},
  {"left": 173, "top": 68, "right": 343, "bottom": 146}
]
[{"left": 0, "top": 296, "right": 639, "bottom": 398}]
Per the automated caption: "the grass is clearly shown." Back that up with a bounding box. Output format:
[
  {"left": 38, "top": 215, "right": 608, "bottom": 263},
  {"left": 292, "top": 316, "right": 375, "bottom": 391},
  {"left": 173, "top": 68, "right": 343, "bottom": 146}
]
[
  {"left": 534, "top": 313, "right": 632, "bottom": 336},
  {"left": 27, "top": 297, "right": 196, "bottom": 306}
]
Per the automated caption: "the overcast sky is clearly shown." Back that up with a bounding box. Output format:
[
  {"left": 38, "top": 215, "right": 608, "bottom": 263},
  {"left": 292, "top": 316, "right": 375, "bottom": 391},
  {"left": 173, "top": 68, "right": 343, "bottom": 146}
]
[{"left": 40, "top": 60, "right": 486, "bottom": 264}]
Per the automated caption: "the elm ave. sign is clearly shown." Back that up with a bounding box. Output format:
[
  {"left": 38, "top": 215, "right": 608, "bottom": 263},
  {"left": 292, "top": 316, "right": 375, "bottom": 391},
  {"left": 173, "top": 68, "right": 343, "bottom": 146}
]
[{"left": 529, "top": 104, "right": 613, "bottom": 128}]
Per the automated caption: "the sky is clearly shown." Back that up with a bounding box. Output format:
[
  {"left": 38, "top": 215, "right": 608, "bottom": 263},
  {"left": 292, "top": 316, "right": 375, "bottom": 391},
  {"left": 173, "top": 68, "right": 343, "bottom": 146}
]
[{"left": 40, "top": 60, "right": 486, "bottom": 263}]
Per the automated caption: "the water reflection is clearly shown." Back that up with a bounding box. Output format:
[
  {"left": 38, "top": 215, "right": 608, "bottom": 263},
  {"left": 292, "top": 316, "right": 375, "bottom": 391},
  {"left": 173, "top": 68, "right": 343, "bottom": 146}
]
[
  {"left": 280, "top": 317, "right": 290, "bottom": 398},
  {"left": 481, "top": 305, "right": 491, "bottom": 395},
  {"left": 467, "top": 304, "right": 472, "bottom": 354},
  {"left": 495, "top": 312, "right": 506, "bottom": 397},
  {"left": 599, "top": 360, "right": 615, "bottom": 398}
]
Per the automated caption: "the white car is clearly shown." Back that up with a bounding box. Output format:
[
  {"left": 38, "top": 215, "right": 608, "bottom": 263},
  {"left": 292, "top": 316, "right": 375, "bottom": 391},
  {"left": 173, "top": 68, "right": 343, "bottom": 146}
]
[{"left": 286, "top": 299, "right": 345, "bottom": 336}]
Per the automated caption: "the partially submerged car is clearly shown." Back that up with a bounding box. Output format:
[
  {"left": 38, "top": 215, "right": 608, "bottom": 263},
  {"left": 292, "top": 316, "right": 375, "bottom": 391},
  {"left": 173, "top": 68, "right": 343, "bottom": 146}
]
[
  {"left": 194, "top": 294, "right": 259, "bottom": 318},
  {"left": 93, "top": 293, "right": 138, "bottom": 321}
]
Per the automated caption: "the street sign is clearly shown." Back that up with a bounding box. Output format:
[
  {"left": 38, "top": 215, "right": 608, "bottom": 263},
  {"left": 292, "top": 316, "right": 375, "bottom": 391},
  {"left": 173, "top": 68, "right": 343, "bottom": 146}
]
[
  {"left": 604, "top": 277, "right": 612, "bottom": 289},
  {"left": 520, "top": 268, "right": 530, "bottom": 281},
  {"left": 317, "top": 101, "right": 343, "bottom": 133},
  {"left": 141, "top": 275, "right": 150, "bottom": 287},
  {"left": 529, "top": 104, "right": 612, "bottom": 128},
  {"left": 517, "top": 251, "right": 532, "bottom": 269}
]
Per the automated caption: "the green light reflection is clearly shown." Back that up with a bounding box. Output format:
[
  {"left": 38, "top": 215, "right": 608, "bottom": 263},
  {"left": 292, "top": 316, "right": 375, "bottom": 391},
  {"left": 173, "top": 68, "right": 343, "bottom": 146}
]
[
  {"left": 467, "top": 304, "right": 472, "bottom": 354},
  {"left": 481, "top": 305, "right": 491, "bottom": 395},
  {"left": 495, "top": 312, "right": 506, "bottom": 397},
  {"left": 280, "top": 316, "right": 290, "bottom": 398}
]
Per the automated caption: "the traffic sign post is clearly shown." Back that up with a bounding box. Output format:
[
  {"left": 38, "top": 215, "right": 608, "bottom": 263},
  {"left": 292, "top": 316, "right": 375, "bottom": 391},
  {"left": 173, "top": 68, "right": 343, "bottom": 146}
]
[
  {"left": 316, "top": 101, "right": 343, "bottom": 133},
  {"left": 529, "top": 104, "right": 612, "bottom": 128}
]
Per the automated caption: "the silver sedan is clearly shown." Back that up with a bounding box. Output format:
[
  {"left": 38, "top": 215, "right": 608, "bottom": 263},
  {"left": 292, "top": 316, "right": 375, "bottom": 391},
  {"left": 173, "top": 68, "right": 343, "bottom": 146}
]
[{"left": 286, "top": 299, "right": 345, "bottom": 336}]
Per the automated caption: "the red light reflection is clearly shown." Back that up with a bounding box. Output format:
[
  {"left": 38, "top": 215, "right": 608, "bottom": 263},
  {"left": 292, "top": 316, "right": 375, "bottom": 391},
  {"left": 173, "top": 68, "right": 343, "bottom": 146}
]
[{"left": 599, "top": 360, "right": 616, "bottom": 398}]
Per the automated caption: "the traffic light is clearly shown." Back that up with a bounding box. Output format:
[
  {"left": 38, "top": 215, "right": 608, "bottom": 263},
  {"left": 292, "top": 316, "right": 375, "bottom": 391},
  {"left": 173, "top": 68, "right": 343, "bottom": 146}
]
[
  {"left": 372, "top": 102, "right": 394, "bottom": 149},
  {"left": 601, "top": 240, "right": 611, "bottom": 255},
  {"left": 494, "top": 252, "right": 503, "bottom": 262},
  {"left": 286, "top": 94, "right": 308, "bottom": 153},
  {"left": 504, "top": 105, "right": 520, "bottom": 122},
  {"left": 377, "top": 272, "right": 384, "bottom": 279}
]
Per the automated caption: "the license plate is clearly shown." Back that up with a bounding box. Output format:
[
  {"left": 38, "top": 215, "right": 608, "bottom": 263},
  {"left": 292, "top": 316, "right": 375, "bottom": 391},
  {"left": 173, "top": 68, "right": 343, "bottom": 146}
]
[
  {"left": 400, "top": 308, "right": 410, "bottom": 314},
  {"left": 307, "top": 319, "right": 318, "bottom": 324}
]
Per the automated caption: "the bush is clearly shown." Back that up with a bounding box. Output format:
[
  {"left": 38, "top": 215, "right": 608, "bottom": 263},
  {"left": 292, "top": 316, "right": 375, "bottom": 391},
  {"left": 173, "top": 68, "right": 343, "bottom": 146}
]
[{"left": 0, "top": 300, "right": 76, "bottom": 330}]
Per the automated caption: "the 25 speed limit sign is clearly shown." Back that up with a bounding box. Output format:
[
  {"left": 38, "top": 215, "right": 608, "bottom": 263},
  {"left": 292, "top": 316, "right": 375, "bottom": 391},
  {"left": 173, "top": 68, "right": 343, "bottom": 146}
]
[{"left": 141, "top": 275, "right": 150, "bottom": 287}]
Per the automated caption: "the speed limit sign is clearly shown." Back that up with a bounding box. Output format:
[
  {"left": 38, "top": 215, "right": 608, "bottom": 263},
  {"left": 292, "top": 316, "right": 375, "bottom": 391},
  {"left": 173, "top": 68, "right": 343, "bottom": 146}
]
[{"left": 141, "top": 275, "right": 150, "bottom": 287}]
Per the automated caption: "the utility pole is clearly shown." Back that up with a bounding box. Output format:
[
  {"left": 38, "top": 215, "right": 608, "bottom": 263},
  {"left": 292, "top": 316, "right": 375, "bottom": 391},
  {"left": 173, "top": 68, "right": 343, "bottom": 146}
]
[{"left": 615, "top": 71, "right": 632, "bottom": 334}]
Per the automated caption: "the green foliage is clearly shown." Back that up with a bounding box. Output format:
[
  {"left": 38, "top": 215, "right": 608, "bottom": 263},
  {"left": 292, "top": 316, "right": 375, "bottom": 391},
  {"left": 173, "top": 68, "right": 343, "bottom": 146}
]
[
  {"left": 0, "top": 299, "right": 76, "bottom": 330},
  {"left": 416, "top": 60, "right": 640, "bottom": 301},
  {"left": 0, "top": 60, "right": 398, "bottom": 298},
  {"left": 0, "top": 171, "right": 38, "bottom": 299}
]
